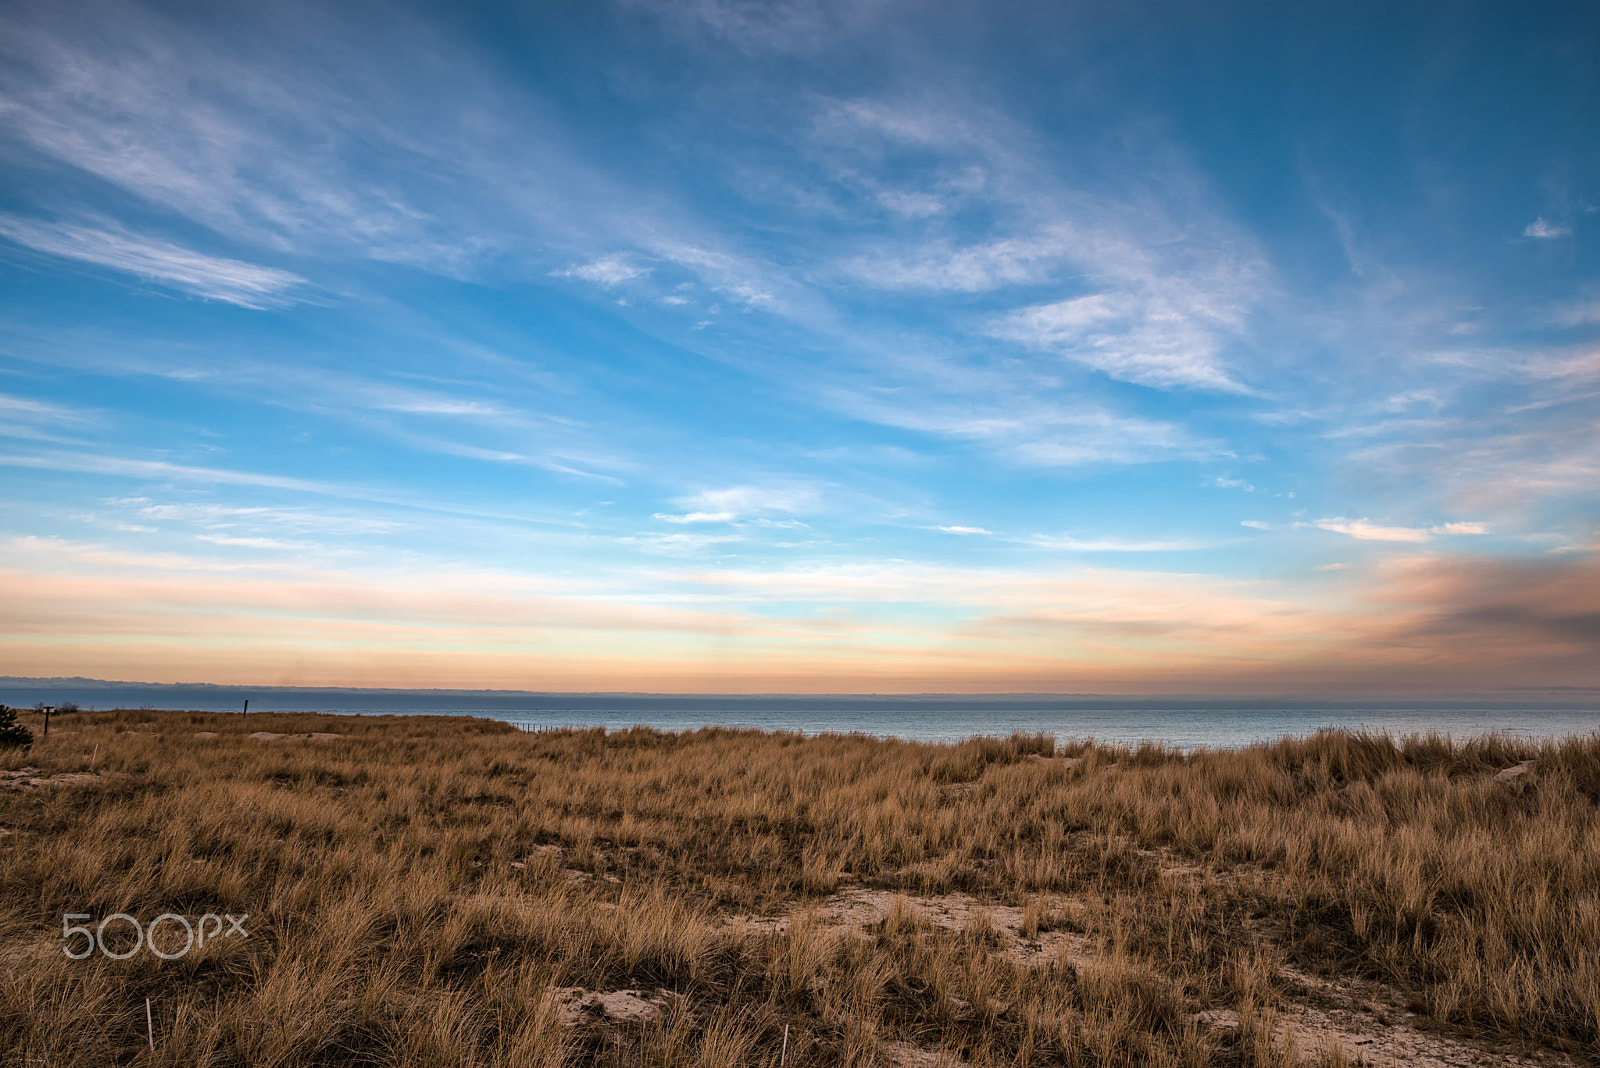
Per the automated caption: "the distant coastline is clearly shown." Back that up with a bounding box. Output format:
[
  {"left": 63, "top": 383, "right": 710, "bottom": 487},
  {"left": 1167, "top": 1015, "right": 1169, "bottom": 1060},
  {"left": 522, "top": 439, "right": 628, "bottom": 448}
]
[
  {"left": 5, "top": 675, "right": 1600, "bottom": 710},
  {"left": 5, "top": 675, "right": 1596, "bottom": 750}
]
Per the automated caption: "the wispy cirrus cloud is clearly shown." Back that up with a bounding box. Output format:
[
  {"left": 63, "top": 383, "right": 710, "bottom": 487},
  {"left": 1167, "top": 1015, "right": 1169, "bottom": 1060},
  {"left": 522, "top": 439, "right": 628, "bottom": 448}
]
[
  {"left": 114, "top": 498, "right": 402, "bottom": 537},
  {"left": 991, "top": 289, "right": 1248, "bottom": 392},
  {"left": 819, "top": 351, "right": 1212, "bottom": 469},
  {"left": 0, "top": 216, "right": 309, "bottom": 308},
  {"left": 3, "top": 0, "right": 1596, "bottom": 696},
  {"left": 638, "top": 0, "right": 895, "bottom": 56},
  {"left": 0, "top": 450, "right": 584, "bottom": 528},
  {"left": 0, "top": 393, "right": 101, "bottom": 444},
  {"left": 0, "top": 450, "right": 343, "bottom": 494},
  {"left": 809, "top": 97, "right": 1268, "bottom": 393},
  {"left": 841, "top": 233, "right": 1065, "bottom": 293}
]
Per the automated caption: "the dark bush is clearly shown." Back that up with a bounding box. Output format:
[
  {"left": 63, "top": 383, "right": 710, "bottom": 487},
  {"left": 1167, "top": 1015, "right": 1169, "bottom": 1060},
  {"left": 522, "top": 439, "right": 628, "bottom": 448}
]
[{"left": 0, "top": 705, "right": 32, "bottom": 750}]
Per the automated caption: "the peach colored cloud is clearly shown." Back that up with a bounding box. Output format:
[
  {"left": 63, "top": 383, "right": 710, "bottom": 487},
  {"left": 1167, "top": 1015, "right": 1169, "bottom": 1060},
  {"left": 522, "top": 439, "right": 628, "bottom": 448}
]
[{"left": 2, "top": 537, "right": 1596, "bottom": 693}]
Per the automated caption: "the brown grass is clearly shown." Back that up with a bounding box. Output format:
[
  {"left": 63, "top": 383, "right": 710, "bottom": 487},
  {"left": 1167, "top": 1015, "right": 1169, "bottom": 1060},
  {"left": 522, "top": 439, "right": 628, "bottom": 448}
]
[{"left": 0, "top": 709, "right": 1596, "bottom": 1066}]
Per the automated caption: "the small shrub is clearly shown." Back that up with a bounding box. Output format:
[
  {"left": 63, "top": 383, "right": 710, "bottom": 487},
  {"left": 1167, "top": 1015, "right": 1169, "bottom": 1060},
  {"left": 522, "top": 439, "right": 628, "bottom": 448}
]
[{"left": 0, "top": 705, "right": 32, "bottom": 750}]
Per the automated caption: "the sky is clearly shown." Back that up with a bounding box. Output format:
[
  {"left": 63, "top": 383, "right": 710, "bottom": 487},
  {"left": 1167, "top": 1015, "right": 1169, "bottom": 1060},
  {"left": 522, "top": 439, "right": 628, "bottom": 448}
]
[{"left": 1, "top": 0, "right": 1598, "bottom": 694}]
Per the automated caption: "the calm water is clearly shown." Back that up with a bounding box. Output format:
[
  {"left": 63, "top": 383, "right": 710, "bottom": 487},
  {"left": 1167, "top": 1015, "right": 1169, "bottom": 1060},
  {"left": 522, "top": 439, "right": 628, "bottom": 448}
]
[{"left": 5, "top": 680, "right": 1598, "bottom": 750}]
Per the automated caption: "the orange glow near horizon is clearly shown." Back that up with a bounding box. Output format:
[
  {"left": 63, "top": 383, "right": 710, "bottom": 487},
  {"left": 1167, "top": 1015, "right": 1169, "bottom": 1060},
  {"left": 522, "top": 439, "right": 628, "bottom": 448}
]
[{"left": 5, "top": 538, "right": 1597, "bottom": 695}]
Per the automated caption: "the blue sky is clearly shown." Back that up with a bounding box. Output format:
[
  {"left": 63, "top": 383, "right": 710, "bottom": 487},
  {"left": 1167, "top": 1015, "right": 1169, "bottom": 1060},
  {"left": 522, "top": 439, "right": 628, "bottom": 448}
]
[{"left": 2, "top": 0, "right": 1598, "bottom": 692}]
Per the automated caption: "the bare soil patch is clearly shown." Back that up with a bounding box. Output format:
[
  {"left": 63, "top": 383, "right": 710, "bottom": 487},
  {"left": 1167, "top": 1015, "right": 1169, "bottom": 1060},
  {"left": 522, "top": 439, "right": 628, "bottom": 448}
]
[{"left": 1, "top": 767, "right": 101, "bottom": 790}]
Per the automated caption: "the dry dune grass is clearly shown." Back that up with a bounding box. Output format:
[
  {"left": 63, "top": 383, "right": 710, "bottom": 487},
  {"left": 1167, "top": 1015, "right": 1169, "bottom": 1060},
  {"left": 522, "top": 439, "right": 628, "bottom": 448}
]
[{"left": 0, "top": 709, "right": 1596, "bottom": 1066}]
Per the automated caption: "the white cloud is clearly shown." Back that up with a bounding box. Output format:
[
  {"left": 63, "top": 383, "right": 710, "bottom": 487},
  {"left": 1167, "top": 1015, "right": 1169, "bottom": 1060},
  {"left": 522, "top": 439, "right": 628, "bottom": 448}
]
[
  {"left": 621, "top": 531, "right": 744, "bottom": 554},
  {"left": 0, "top": 450, "right": 342, "bottom": 494},
  {"left": 654, "top": 511, "right": 737, "bottom": 524},
  {"left": 843, "top": 233, "right": 1065, "bottom": 292},
  {"left": 1212, "top": 476, "right": 1255, "bottom": 491},
  {"left": 1240, "top": 520, "right": 1272, "bottom": 530},
  {"left": 0, "top": 394, "right": 96, "bottom": 423},
  {"left": 1030, "top": 534, "right": 1203, "bottom": 552},
  {"left": 0, "top": 216, "right": 308, "bottom": 308},
  {"left": 651, "top": 484, "right": 821, "bottom": 526},
  {"left": 1306, "top": 518, "right": 1432, "bottom": 543},
  {"left": 0, "top": 393, "right": 100, "bottom": 444},
  {"left": 1524, "top": 218, "right": 1571, "bottom": 239},
  {"left": 809, "top": 96, "right": 1267, "bottom": 395},
  {"left": 1545, "top": 297, "right": 1600, "bottom": 328},
  {"left": 1299, "top": 517, "right": 1491, "bottom": 544},
  {"left": 374, "top": 397, "right": 505, "bottom": 417},
  {"left": 1317, "top": 562, "right": 1352, "bottom": 571},
  {"left": 670, "top": 484, "right": 820, "bottom": 519},
  {"left": 874, "top": 188, "right": 947, "bottom": 218},
  {"left": 824, "top": 370, "right": 1210, "bottom": 469},
  {"left": 645, "top": 240, "right": 777, "bottom": 307},
  {"left": 552, "top": 254, "right": 650, "bottom": 288},
  {"left": 0, "top": 7, "right": 493, "bottom": 266},
  {"left": 642, "top": 0, "right": 879, "bottom": 56},
  {"left": 938, "top": 525, "right": 991, "bottom": 535},
  {"left": 1378, "top": 390, "right": 1442, "bottom": 413},
  {"left": 0, "top": 450, "right": 568, "bottom": 529},
  {"left": 196, "top": 534, "right": 316, "bottom": 550},
  {"left": 120, "top": 499, "right": 401, "bottom": 536},
  {"left": 1304, "top": 518, "right": 1488, "bottom": 542},
  {"left": 993, "top": 290, "right": 1247, "bottom": 391}
]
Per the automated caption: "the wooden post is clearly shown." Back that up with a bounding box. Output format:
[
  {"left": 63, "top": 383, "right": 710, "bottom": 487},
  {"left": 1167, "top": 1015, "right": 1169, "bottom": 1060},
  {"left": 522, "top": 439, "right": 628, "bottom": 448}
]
[
  {"left": 243, "top": 699, "right": 249, "bottom": 715},
  {"left": 41, "top": 706, "right": 53, "bottom": 738}
]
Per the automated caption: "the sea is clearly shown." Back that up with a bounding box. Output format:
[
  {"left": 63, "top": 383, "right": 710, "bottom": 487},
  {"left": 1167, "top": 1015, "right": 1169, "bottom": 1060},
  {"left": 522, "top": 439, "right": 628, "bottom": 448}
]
[{"left": 4, "top": 678, "right": 1598, "bottom": 750}]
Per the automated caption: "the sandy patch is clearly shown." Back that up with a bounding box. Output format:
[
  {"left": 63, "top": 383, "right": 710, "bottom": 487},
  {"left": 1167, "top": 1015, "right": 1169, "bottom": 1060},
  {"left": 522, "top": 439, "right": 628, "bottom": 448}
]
[
  {"left": 2, "top": 768, "right": 101, "bottom": 790},
  {"left": 742, "top": 882, "right": 1559, "bottom": 1067},
  {"left": 1202, "top": 987, "right": 1548, "bottom": 1068},
  {"left": 248, "top": 731, "right": 343, "bottom": 741},
  {"left": 1147, "top": 853, "right": 1557, "bottom": 1066},
  {"left": 194, "top": 731, "right": 219, "bottom": 738},
  {"left": 551, "top": 987, "right": 674, "bottom": 1027},
  {"left": 1494, "top": 761, "right": 1535, "bottom": 782},
  {"left": 733, "top": 887, "right": 1093, "bottom": 969},
  {"left": 883, "top": 1040, "right": 968, "bottom": 1068}
]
